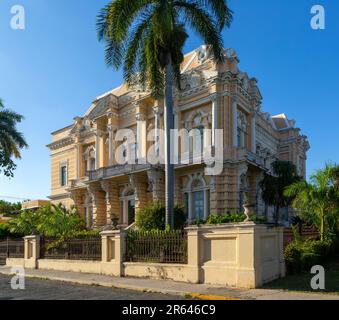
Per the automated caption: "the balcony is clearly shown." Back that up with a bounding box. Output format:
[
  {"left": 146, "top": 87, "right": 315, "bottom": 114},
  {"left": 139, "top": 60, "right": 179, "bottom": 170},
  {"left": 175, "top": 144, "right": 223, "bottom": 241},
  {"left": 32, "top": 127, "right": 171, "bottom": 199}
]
[
  {"left": 87, "top": 163, "right": 164, "bottom": 181},
  {"left": 236, "top": 148, "right": 266, "bottom": 168},
  {"left": 70, "top": 177, "right": 89, "bottom": 189}
]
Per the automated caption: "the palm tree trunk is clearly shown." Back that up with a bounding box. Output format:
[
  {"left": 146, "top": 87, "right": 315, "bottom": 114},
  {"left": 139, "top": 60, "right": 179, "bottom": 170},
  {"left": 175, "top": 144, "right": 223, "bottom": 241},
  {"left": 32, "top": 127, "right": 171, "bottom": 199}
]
[
  {"left": 164, "top": 53, "right": 174, "bottom": 230},
  {"left": 320, "top": 209, "right": 325, "bottom": 241}
]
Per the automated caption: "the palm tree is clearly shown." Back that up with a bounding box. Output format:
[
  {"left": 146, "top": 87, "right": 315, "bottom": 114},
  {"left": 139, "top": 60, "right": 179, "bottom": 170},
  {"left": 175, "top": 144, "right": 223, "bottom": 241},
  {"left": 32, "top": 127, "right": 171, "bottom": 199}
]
[
  {"left": 0, "top": 99, "right": 28, "bottom": 177},
  {"left": 97, "top": 0, "right": 233, "bottom": 229},
  {"left": 284, "top": 164, "right": 339, "bottom": 241},
  {"left": 260, "top": 161, "right": 301, "bottom": 224}
]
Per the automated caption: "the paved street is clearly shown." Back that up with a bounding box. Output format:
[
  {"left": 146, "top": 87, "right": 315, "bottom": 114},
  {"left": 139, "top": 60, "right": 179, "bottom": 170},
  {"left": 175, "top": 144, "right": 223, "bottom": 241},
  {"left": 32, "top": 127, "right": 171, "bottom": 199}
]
[{"left": 0, "top": 275, "right": 185, "bottom": 300}]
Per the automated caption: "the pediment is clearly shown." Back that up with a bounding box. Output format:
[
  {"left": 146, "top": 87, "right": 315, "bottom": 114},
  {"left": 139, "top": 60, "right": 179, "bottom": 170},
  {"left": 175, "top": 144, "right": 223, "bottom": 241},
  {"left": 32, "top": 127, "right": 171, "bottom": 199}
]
[{"left": 85, "top": 94, "right": 117, "bottom": 120}]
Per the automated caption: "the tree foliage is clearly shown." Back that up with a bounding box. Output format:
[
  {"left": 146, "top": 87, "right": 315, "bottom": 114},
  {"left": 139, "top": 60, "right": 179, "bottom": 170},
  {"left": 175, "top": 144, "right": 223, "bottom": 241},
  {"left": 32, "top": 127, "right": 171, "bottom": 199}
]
[
  {"left": 0, "top": 200, "right": 21, "bottom": 216},
  {"left": 7, "top": 204, "right": 86, "bottom": 238},
  {"left": 284, "top": 164, "right": 339, "bottom": 241},
  {"left": 97, "top": 0, "right": 233, "bottom": 98},
  {"left": 260, "top": 161, "right": 301, "bottom": 223},
  {"left": 136, "top": 202, "right": 186, "bottom": 231},
  {"left": 0, "top": 99, "right": 28, "bottom": 177}
]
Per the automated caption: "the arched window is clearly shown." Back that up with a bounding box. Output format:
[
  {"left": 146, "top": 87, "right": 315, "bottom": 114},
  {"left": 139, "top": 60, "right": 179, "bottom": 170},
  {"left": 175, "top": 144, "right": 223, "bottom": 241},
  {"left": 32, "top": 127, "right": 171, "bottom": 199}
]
[
  {"left": 183, "top": 174, "right": 210, "bottom": 222},
  {"left": 237, "top": 111, "right": 248, "bottom": 148},
  {"left": 83, "top": 146, "right": 96, "bottom": 172},
  {"left": 120, "top": 186, "right": 136, "bottom": 226}
]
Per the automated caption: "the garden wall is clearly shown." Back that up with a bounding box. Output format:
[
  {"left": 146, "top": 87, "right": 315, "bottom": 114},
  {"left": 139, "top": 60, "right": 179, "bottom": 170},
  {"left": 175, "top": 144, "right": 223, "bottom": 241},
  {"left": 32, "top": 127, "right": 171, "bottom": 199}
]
[{"left": 5, "top": 224, "right": 285, "bottom": 289}]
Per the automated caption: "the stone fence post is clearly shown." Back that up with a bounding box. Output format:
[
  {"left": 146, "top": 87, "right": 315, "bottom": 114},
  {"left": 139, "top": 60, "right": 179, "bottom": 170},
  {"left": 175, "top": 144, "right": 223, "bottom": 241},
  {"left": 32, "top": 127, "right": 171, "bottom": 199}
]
[
  {"left": 100, "top": 230, "right": 126, "bottom": 277},
  {"left": 185, "top": 227, "right": 201, "bottom": 284},
  {"left": 24, "top": 235, "right": 40, "bottom": 269}
]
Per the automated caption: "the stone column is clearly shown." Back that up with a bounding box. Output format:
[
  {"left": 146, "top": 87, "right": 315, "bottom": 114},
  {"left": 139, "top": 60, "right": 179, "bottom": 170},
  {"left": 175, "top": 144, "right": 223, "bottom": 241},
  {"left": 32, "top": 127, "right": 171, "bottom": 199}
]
[
  {"left": 232, "top": 98, "right": 238, "bottom": 148},
  {"left": 95, "top": 130, "right": 100, "bottom": 170},
  {"left": 251, "top": 113, "right": 256, "bottom": 154},
  {"left": 211, "top": 94, "right": 218, "bottom": 146},
  {"left": 147, "top": 169, "right": 165, "bottom": 204},
  {"left": 107, "top": 125, "right": 114, "bottom": 166},
  {"left": 88, "top": 184, "right": 106, "bottom": 228},
  {"left": 75, "top": 141, "right": 82, "bottom": 179},
  {"left": 129, "top": 174, "right": 148, "bottom": 212},
  {"left": 101, "top": 181, "right": 120, "bottom": 225},
  {"left": 24, "top": 235, "right": 40, "bottom": 269},
  {"left": 136, "top": 113, "right": 147, "bottom": 163}
]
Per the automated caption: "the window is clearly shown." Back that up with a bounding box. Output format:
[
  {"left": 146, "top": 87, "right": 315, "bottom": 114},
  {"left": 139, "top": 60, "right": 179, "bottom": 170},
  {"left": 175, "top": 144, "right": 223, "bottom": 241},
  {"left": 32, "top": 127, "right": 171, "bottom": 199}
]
[
  {"left": 90, "top": 158, "right": 96, "bottom": 171},
  {"left": 193, "top": 191, "right": 204, "bottom": 220},
  {"left": 197, "top": 126, "right": 204, "bottom": 152},
  {"left": 183, "top": 175, "right": 210, "bottom": 222},
  {"left": 60, "top": 165, "right": 67, "bottom": 187},
  {"left": 237, "top": 128, "right": 242, "bottom": 148}
]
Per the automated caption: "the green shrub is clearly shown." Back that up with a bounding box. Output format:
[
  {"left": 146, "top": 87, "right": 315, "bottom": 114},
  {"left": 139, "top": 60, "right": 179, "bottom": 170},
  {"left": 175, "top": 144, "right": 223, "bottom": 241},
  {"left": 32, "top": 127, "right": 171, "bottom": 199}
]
[
  {"left": 136, "top": 202, "right": 187, "bottom": 231},
  {"left": 285, "top": 243, "right": 302, "bottom": 274},
  {"left": 285, "top": 239, "right": 334, "bottom": 274},
  {"left": 7, "top": 204, "right": 86, "bottom": 238},
  {"left": 0, "top": 223, "right": 23, "bottom": 239},
  {"left": 195, "top": 213, "right": 246, "bottom": 225},
  {"left": 251, "top": 215, "right": 268, "bottom": 224}
]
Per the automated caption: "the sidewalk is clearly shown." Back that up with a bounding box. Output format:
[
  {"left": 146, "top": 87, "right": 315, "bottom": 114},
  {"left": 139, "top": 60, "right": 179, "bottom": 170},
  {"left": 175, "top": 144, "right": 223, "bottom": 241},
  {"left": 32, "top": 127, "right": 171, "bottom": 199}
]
[{"left": 1, "top": 266, "right": 338, "bottom": 300}]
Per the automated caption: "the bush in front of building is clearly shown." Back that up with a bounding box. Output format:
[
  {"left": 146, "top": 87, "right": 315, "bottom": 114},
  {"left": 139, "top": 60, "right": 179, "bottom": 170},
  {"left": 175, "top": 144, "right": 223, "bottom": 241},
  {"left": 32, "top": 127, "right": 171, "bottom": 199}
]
[
  {"left": 7, "top": 204, "right": 86, "bottom": 238},
  {"left": 136, "top": 202, "right": 187, "bottom": 231},
  {"left": 193, "top": 213, "right": 268, "bottom": 226},
  {"left": 206, "top": 213, "right": 246, "bottom": 224},
  {"left": 285, "top": 238, "right": 335, "bottom": 274}
]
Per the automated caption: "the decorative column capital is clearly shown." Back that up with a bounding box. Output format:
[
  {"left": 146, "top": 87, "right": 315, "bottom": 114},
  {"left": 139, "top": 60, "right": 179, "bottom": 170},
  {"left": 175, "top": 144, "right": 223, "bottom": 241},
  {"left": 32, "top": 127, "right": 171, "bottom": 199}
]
[
  {"left": 136, "top": 113, "right": 146, "bottom": 122},
  {"left": 211, "top": 93, "right": 219, "bottom": 103},
  {"left": 153, "top": 105, "right": 164, "bottom": 116},
  {"left": 100, "top": 180, "right": 111, "bottom": 194}
]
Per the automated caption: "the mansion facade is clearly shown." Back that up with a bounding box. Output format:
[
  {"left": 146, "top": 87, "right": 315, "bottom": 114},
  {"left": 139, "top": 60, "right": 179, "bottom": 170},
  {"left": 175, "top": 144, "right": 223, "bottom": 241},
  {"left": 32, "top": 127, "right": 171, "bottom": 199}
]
[{"left": 47, "top": 46, "right": 310, "bottom": 228}]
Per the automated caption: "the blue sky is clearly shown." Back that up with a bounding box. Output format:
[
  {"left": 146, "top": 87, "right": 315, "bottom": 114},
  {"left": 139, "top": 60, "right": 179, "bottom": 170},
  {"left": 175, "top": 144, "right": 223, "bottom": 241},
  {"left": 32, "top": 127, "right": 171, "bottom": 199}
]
[{"left": 0, "top": 0, "right": 338, "bottom": 201}]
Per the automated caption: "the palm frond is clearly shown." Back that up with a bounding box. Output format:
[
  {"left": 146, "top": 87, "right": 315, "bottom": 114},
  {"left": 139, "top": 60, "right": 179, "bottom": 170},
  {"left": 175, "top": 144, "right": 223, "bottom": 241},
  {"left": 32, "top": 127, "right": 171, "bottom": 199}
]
[{"left": 174, "top": 1, "right": 224, "bottom": 62}]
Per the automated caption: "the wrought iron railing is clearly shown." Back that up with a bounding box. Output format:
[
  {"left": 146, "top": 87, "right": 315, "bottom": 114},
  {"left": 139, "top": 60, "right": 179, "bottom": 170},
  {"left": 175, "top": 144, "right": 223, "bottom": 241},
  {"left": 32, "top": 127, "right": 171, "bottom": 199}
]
[
  {"left": 0, "top": 238, "right": 24, "bottom": 265},
  {"left": 40, "top": 237, "right": 102, "bottom": 261},
  {"left": 126, "top": 230, "right": 188, "bottom": 264},
  {"left": 87, "top": 163, "right": 164, "bottom": 181}
]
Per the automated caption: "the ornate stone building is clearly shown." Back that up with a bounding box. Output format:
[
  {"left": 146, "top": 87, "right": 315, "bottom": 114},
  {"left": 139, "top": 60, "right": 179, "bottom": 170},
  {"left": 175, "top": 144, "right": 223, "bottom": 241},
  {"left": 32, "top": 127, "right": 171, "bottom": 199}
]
[{"left": 47, "top": 46, "right": 310, "bottom": 228}]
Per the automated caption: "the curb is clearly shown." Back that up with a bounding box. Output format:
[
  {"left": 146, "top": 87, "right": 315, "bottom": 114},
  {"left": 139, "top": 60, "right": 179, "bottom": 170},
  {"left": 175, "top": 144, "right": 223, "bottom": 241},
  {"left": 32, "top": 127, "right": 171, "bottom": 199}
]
[
  {"left": 188, "top": 293, "right": 241, "bottom": 301},
  {"left": 0, "top": 269, "right": 239, "bottom": 300}
]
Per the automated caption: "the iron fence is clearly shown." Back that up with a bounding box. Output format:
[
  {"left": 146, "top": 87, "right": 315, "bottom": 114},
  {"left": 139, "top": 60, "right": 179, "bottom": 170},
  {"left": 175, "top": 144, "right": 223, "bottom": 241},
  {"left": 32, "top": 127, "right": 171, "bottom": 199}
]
[
  {"left": 0, "top": 238, "right": 24, "bottom": 265},
  {"left": 40, "top": 237, "right": 102, "bottom": 261},
  {"left": 126, "top": 230, "right": 188, "bottom": 264}
]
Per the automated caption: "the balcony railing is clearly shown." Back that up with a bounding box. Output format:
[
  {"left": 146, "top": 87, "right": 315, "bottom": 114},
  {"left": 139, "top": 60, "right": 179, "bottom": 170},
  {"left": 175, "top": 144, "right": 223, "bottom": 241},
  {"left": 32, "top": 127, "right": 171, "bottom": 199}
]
[{"left": 87, "top": 163, "right": 164, "bottom": 181}]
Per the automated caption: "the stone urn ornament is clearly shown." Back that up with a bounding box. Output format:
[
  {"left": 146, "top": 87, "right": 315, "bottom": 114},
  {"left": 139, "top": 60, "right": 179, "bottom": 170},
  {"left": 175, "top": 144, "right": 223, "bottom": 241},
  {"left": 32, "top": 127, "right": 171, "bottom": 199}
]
[
  {"left": 243, "top": 203, "right": 256, "bottom": 222},
  {"left": 242, "top": 193, "right": 255, "bottom": 222}
]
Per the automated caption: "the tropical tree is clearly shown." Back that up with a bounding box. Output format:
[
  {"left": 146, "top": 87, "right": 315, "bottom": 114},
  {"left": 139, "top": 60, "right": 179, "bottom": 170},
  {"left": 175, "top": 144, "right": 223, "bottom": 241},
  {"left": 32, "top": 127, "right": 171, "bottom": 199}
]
[
  {"left": 0, "top": 200, "right": 21, "bottom": 216},
  {"left": 97, "top": 0, "right": 233, "bottom": 229},
  {"left": 7, "top": 204, "right": 86, "bottom": 237},
  {"left": 260, "top": 161, "right": 301, "bottom": 224},
  {"left": 284, "top": 164, "right": 339, "bottom": 241},
  {"left": 0, "top": 99, "right": 28, "bottom": 177}
]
